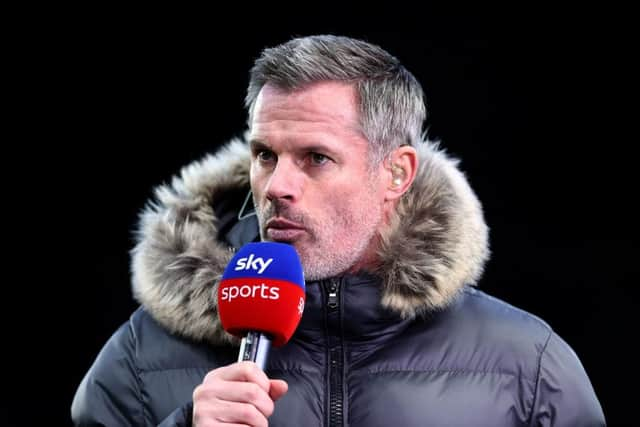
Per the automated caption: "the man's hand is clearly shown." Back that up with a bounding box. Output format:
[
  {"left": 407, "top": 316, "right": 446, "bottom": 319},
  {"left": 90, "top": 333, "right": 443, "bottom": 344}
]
[{"left": 192, "top": 361, "right": 288, "bottom": 427}]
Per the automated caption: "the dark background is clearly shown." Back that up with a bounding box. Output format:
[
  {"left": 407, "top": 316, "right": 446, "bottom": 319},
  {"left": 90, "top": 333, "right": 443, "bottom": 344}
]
[{"left": 7, "top": 5, "right": 636, "bottom": 426}]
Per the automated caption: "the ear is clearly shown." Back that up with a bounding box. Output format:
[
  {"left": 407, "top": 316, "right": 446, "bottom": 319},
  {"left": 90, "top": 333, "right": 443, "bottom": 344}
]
[{"left": 383, "top": 145, "right": 418, "bottom": 201}]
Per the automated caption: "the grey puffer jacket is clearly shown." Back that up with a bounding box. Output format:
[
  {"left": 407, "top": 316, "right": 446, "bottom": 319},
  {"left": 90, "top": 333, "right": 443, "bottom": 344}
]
[{"left": 72, "top": 138, "right": 605, "bottom": 426}]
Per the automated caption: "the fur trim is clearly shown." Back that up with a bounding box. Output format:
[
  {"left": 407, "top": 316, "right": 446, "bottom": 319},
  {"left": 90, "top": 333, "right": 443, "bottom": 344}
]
[
  {"left": 131, "top": 138, "right": 250, "bottom": 345},
  {"left": 130, "top": 137, "right": 490, "bottom": 344},
  {"left": 377, "top": 142, "right": 490, "bottom": 318}
]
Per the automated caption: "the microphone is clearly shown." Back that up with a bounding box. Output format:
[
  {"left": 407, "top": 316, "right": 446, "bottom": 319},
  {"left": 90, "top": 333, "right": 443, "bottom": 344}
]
[{"left": 217, "top": 242, "right": 306, "bottom": 370}]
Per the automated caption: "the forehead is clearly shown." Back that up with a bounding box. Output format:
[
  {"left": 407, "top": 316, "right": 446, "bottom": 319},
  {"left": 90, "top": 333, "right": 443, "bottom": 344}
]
[
  {"left": 255, "top": 81, "right": 359, "bottom": 119},
  {"left": 250, "top": 82, "right": 363, "bottom": 141}
]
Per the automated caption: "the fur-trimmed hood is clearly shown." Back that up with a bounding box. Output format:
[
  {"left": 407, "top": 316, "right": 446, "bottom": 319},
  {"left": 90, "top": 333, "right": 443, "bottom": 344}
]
[{"left": 130, "top": 137, "right": 490, "bottom": 345}]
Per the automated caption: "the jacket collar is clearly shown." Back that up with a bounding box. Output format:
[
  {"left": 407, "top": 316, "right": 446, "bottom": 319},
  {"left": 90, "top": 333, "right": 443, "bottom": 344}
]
[{"left": 130, "top": 136, "right": 490, "bottom": 345}]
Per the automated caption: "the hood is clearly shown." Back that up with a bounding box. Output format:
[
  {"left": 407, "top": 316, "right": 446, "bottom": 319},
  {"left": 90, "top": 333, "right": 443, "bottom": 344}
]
[{"left": 130, "top": 136, "right": 490, "bottom": 345}]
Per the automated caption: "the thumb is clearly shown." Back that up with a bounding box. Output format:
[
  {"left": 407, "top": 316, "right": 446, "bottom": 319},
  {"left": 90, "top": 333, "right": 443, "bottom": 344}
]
[{"left": 269, "top": 379, "right": 288, "bottom": 401}]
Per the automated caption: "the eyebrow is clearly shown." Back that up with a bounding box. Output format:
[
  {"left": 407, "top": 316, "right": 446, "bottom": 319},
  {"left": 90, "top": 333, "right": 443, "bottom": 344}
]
[
  {"left": 249, "top": 139, "right": 338, "bottom": 157},
  {"left": 249, "top": 140, "right": 271, "bottom": 152},
  {"left": 299, "top": 144, "right": 338, "bottom": 157}
]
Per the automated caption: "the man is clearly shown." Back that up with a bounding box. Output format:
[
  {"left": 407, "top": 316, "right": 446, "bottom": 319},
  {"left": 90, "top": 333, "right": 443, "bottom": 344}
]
[{"left": 72, "top": 35, "right": 605, "bottom": 426}]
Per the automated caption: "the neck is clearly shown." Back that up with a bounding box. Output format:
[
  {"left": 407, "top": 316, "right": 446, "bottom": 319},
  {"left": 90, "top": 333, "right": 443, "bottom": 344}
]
[
  {"left": 345, "top": 201, "right": 398, "bottom": 275},
  {"left": 346, "top": 233, "right": 383, "bottom": 275}
]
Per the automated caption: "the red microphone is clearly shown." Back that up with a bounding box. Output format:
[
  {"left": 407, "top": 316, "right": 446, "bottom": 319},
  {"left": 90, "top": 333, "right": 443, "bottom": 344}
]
[{"left": 218, "top": 242, "right": 306, "bottom": 369}]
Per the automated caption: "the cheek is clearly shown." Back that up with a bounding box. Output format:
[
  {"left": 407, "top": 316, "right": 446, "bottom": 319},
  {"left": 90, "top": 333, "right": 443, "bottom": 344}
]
[
  {"left": 249, "top": 166, "right": 263, "bottom": 198},
  {"left": 318, "top": 183, "right": 370, "bottom": 218}
]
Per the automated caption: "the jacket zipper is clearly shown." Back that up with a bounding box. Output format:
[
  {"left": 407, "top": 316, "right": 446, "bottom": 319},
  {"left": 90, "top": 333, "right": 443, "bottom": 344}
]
[
  {"left": 325, "top": 278, "right": 344, "bottom": 427},
  {"left": 328, "top": 280, "right": 339, "bottom": 309}
]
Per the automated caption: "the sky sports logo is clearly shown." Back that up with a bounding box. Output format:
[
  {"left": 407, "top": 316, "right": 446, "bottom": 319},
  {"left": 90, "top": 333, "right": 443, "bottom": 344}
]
[{"left": 223, "top": 254, "right": 279, "bottom": 302}]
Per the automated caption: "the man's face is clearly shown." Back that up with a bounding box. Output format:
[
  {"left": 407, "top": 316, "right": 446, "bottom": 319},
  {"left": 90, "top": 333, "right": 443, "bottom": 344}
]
[{"left": 249, "top": 82, "right": 387, "bottom": 280}]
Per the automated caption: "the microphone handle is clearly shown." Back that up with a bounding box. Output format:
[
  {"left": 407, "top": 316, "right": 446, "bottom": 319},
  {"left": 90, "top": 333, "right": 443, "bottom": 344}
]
[{"left": 238, "top": 331, "right": 271, "bottom": 370}]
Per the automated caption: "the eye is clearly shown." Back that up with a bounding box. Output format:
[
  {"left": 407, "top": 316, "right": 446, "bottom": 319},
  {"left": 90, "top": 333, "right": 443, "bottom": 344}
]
[
  {"left": 309, "top": 152, "right": 330, "bottom": 166},
  {"left": 256, "top": 149, "right": 276, "bottom": 163}
]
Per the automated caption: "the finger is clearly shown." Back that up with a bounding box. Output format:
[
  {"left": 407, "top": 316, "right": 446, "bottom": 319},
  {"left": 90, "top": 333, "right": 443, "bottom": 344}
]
[
  {"left": 204, "top": 362, "right": 270, "bottom": 392},
  {"left": 269, "top": 379, "right": 289, "bottom": 401},
  {"left": 194, "top": 405, "right": 251, "bottom": 427},
  {"left": 205, "top": 380, "right": 275, "bottom": 418},
  {"left": 214, "top": 400, "right": 267, "bottom": 427}
]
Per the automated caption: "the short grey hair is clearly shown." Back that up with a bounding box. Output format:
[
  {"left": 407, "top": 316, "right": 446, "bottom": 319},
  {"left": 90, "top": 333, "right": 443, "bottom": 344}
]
[{"left": 245, "top": 35, "right": 427, "bottom": 165}]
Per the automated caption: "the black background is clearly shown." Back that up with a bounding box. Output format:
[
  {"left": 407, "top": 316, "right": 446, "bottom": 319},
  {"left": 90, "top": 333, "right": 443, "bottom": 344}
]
[{"left": 6, "top": 5, "right": 636, "bottom": 426}]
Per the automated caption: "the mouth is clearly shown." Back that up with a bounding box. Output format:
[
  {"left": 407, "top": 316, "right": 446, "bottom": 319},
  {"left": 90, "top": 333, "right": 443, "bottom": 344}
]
[{"left": 265, "top": 217, "right": 306, "bottom": 242}]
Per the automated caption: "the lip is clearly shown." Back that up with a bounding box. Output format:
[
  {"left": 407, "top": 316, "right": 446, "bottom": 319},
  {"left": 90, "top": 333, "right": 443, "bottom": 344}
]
[
  {"left": 265, "top": 218, "right": 306, "bottom": 241},
  {"left": 266, "top": 228, "right": 306, "bottom": 241},
  {"left": 265, "top": 218, "right": 305, "bottom": 230}
]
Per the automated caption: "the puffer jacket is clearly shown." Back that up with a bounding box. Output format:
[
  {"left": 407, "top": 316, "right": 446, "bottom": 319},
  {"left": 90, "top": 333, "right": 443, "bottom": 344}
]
[{"left": 71, "top": 138, "right": 605, "bottom": 426}]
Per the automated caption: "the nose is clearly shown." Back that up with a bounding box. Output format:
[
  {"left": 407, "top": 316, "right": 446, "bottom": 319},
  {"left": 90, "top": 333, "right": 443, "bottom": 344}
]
[{"left": 265, "top": 159, "right": 301, "bottom": 202}]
